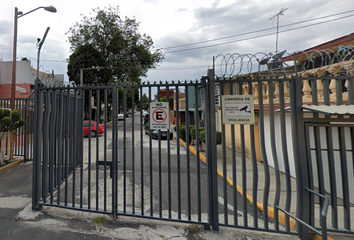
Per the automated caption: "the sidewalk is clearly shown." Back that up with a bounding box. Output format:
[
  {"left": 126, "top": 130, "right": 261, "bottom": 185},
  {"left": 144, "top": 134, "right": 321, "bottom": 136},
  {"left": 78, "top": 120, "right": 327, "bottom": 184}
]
[
  {"left": 0, "top": 161, "right": 302, "bottom": 239},
  {"left": 183, "top": 139, "right": 354, "bottom": 240}
]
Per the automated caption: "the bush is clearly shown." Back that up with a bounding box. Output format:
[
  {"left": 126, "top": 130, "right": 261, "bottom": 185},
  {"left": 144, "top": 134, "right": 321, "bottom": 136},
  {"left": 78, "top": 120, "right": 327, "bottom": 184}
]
[
  {"left": 216, "top": 131, "right": 222, "bottom": 145},
  {"left": 199, "top": 130, "right": 206, "bottom": 143},
  {"left": 174, "top": 125, "right": 221, "bottom": 145},
  {"left": 177, "top": 125, "right": 186, "bottom": 142}
]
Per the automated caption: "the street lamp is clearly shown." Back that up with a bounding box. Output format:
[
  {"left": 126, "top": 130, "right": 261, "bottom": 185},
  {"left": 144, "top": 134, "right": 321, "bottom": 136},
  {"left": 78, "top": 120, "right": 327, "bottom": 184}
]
[{"left": 11, "top": 6, "right": 57, "bottom": 109}]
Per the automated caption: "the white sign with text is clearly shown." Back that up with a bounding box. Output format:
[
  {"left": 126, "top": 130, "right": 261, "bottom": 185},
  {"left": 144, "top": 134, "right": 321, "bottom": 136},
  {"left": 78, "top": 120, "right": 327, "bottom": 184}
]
[{"left": 221, "top": 95, "right": 255, "bottom": 124}]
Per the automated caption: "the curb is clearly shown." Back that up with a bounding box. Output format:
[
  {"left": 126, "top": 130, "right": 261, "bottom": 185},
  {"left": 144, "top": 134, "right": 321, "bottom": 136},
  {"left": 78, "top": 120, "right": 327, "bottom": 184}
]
[{"left": 0, "top": 158, "right": 24, "bottom": 174}]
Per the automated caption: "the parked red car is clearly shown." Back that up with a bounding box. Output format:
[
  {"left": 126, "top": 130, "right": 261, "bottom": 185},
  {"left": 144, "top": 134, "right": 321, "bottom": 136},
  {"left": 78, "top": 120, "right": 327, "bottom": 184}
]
[{"left": 83, "top": 121, "right": 105, "bottom": 137}]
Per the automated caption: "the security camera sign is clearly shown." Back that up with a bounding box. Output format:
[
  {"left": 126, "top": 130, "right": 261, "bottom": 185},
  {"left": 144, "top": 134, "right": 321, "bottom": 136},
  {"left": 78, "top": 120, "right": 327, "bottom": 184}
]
[
  {"left": 150, "top": 102, "right": 169, "bottom": 130},
  {"left": 221, "top": 95, "right": 254, "bottom": 124}
]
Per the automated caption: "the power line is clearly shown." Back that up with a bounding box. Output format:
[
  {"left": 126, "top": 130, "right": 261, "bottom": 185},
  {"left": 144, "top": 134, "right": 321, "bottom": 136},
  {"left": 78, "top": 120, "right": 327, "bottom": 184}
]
[
  {"left": 162, "top": 9, "right": 354, "bottom": 51},
  {"left": 164, "top": 13, "right": 354, "bottom": 54}
]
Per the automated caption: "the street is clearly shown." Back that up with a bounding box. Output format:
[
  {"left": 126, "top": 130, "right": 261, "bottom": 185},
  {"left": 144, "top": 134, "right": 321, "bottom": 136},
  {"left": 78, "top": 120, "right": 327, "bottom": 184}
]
[{"left": 76, "top": 112, "right": 257, "bottom": 225}]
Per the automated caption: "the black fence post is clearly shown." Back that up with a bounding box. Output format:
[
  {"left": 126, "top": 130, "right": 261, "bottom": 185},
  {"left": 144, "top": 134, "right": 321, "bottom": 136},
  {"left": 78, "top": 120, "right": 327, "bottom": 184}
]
[
  {"left": 32, "top": 79, "right": 42, "bottom": 210},
  {"left": 205, "top": 67, "right": 219, "bottom": 231}
]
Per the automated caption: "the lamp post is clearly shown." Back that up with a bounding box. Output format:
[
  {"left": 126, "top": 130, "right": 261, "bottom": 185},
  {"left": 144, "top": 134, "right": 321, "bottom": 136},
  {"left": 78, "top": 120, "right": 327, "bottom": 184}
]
[
  {"left": 80, "top": 66, "right": 105, "bottom": 87},
  {"left": 11, "top": 6, "right": 57, "bottom": 109}
]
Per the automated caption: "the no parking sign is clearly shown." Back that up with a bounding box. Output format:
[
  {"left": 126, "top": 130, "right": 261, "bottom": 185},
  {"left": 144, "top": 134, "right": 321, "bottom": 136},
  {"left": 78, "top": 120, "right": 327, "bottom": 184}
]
[{"left": 150, "top": 102, "right": 169, "bottom": 130}]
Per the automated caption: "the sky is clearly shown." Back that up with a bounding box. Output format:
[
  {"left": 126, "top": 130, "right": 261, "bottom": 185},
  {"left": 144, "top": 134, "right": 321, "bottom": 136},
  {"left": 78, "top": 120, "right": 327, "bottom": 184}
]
[{"left": 0, "top": 0, "right": 353, "bottom": 83}]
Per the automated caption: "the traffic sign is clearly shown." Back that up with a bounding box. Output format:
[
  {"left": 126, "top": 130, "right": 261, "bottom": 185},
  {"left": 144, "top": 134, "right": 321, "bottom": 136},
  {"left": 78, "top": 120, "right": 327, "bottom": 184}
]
[{"left": 150, "top": 102, "right": 169, "bottom": 130}]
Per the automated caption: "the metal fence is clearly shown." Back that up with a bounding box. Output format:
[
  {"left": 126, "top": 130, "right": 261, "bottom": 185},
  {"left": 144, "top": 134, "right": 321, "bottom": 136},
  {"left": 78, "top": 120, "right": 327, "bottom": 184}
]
[
  {"left": 31, "top": 50, "right": 354, "bottom": 240},
  {"left": 0, "top": 94, "right": 34, "bottom": 162}
]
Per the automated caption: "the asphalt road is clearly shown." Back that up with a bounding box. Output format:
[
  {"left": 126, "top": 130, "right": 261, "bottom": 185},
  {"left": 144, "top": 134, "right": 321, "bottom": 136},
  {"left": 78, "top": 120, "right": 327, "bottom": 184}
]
[{"left": 82, "top": 113, "right": 258, "bottom": 225}]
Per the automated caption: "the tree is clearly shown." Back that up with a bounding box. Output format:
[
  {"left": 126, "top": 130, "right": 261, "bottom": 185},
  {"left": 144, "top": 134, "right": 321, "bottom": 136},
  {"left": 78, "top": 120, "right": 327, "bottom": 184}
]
[
  {"left": 67, "top": 43, "right": 110, "bottom": 86},
  {"left": 0, "top": 109, "right": 25, "bottom": 165},
  {"left": 66, "top": 6, "right": 164, "bottom": 84}
]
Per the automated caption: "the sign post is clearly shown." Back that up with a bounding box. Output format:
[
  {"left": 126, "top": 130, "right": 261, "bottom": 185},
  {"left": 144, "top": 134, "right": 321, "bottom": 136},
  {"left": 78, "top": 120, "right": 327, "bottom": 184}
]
[
  {"left": 221, "top": 95, "right": 254, "bottom": 124},
  {"left": 150, "top": 102, "right": 169, "bottom": 130}
]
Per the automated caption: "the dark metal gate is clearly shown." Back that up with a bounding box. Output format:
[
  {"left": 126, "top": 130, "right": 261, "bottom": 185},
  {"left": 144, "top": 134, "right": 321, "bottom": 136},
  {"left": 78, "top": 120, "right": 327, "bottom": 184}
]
[
  {"left": 32, "top": 50, "right": 354, "bottom": 240},
  {"left": 31, "top": 79, "right": 215, "bottom": 227}
]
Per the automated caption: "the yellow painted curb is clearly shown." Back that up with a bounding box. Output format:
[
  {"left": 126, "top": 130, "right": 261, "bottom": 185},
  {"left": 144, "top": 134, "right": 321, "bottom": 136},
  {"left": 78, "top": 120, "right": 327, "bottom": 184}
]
[
  {"left": 179, "top": 139, "right": 297, "bottom": 230},
  {"left": 309, "top": 233, "right": 335, "bottom": 240},
  {"left": 0, "top": 159, "right": 24, "bottom": 174}
]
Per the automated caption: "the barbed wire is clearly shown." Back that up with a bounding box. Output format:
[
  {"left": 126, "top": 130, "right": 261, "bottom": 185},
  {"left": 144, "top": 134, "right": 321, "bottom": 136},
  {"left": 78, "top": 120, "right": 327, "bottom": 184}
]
[{"left": 214, "top": 46, "right": 354, "bottom": 78}]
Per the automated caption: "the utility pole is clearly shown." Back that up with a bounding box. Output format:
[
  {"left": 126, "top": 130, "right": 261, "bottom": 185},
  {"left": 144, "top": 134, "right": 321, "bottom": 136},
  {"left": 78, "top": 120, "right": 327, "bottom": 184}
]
[{"left": 269, "top": 7, "right": 287, "bottom": 55}]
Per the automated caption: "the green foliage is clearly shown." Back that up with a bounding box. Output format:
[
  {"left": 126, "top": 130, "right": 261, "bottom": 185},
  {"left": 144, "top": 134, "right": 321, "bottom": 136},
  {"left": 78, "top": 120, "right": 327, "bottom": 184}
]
[
  {"left": 11, "top": 109, "right": 21, "bottom": 122},
  {"left": 67, "top": 43, "right": 109, "bottom": 85},
  {"left": 174, "top": 125, "right": 222, "bottom": 145},
  {"left": 15, "top": 119, "right": 26, "bottom": 128},
  {"left": 143, "top": 103, "right": 149, "bottom": 111},
  {"left": 141, "top": 93, "right": 149, "bottom": 104},
  {"left": 66, "top": 6, "right": 164, "bottom": 84},
  {"left": 2, "top": 117, "right": 12, "bottom": 127},
  {"left": 177, "top": 125, "right": 186, "bottom": 142},
  {"left": 199, "top": 130, "right": 206, "bottom": 143},
  {"left": 216, "top": 131, "right": 222, "bottom": 144},
  {"left": 4, "top": 109, "right": 10, "bottom": 117},
  {"left": 0, "top": 108, "right": 25, "bottom": 132},
  {"left": 169, "top": 97, "right": 174, "bottom": 110}
]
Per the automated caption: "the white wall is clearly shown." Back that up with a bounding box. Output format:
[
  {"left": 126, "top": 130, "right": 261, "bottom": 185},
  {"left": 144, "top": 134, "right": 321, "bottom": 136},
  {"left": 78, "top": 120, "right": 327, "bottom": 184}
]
[
  {"left": 263, "top": 113, "right": 354, "bottom": 204},
  {"left": 0, "top": 60, "right": 32, "bottom": 84},
  {"left": 263, "top": 113, "right": 296, "bottom": 178},
  {"left": 0, "top": 60, "right": 64, "bottom": 86}
]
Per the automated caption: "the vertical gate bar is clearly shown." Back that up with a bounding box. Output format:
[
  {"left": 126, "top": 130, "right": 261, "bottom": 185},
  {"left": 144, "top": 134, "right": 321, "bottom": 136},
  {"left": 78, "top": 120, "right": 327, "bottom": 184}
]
[
  {"left": 64, "top": 87, "right": 70, "bottom": 206},
  {"left": 194, "top": 84, "right": 201, "bottom": 221},
  {"left": 314, "top": 124, "right": 326, "bottom": 227},
  {"left": 206, "top": 68, "right": 219, "bottom": 231},
  {"left": 322, "top": 75, "right": 330, "bottom": 106},
  {"left": 31, "top": 97, "right": 35, "bottom": 161},
  {"left": 278, "top": 79, "right": 291, "bottom": 232},
  {"left": 338, "top": 127, "right": 351, "bottom": 230},
  {"left": 268, "top": 80, "right": 281, "bottom": 230},
  {"left": 167, "top": 85, "right": 172, "bottom": 219},
  {"left": 157, "top": 86, "right": 162, "bottom": 218},
  {"left": 32, "top": 80, "right": 41, "bottom": 210},
  {"left": 72, "top": 90, "right": 77, "bottom": 207},
  {"left": 56, "top": 90, "right": 63, "bottom": 205},
  {"left": 304, "top": 124, "right": 314, "bottom": 229},
  {"left": 175, "top": 86, "right": 181, "bottom": 219},
  {"left": 139, "top": 86, "right": 144, "bottom": 215},
  {"left": 310, "top": 75, "right": 321, "bottom": 224},
  {"left": 123, "top": 87, "right": 127, "bottom": 213},
  {"left": 185, "top": 84, "right": 191, "bottom": 220},
  {"left": 88, "top": 89, "right": 92, "bottom": 209},
  {"left": 80, "top": 89, "right": 85, "bottom": 208},
  {"left": 248, "top": 80, "right": 258, "bottom": 229},
  {"left": 148, "top": 86, "right": 153, "bottom": 216},
  {"left": 96, "top": 89, "right": 100, "bottom": 210},
  {"left": 24, "top": 97, "right": 28, "bottom": 162},
  {"left": 238, "top": 80, "right": 248, "bottom": 227},
  {"left": 131, "top": 86, "right": 135, "bottom": 215},
  {"left": 49, "top": 90, "right": 57, "bottom": 204},
  {"left": 112, "top": 86, "right": 118, "bottom": 216},
  {"left": 325, "top": 126, "right": 338, "bottom": 228},
  {"left": 258, "top": 79, "right": 270, "bottom": 229},
  {"left": 292, "top": 71, "right": 310, "bottom": 240},
  {"left": 42, "top": 90, "right": 50, "bottom": 204},
  {"left": 219, "top": 81, "right": 228, "bottom": 225},
  {"left": 103, "top": 88, "right": 108, "bottom": 212},
  {"left": 229, "top": 81, "right": 239, "bottom": 227}
]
